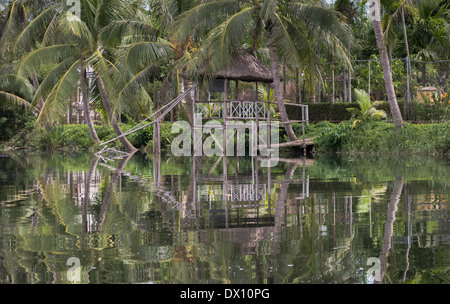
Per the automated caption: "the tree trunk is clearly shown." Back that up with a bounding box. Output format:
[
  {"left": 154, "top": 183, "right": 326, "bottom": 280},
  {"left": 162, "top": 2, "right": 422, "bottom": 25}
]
[
  {"left": 348, "top": 41, "right": 352, "bottom": 102},
  {"left": 376, "top": 177, "right": 404, "bottom": 283},
  {"left": 372, "top": 19, "right": 404, "bottom": 130},
  {"left": 181, "top": 77, "right": 195, "bottom": 127},
  {"left": 95, "top": 74, "right": 138, "bottom": 153},
  {"left": 267, "top": 31, "right": 298, "bottom": 142},
  {"left": 18, "top": 7, "right": 46, "bottom": 114},
  {"left": 81, "top": 66, "right": 101, "bottom": 144},
  {"left": 401, "top": 5, "right": 412, "bottom": 120}
]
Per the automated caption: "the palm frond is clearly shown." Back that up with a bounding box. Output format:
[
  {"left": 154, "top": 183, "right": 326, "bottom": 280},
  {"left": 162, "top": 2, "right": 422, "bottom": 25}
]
[
  {"left": 14, "top": 3, "right": 62, "bottom": 53},
  {"left": 171, "top": 0, "right": 239, "bottom": 43},
  {"left": 118, "top": 39, "right": 175, "bottom": 75},
  {"left": 32, "top": 56, "right": 78, "bottom": 106},
  {"left": 0, "top": 91, "right": 36, "bottom": 111},
  {"left": 37, "top": 59, "right": 81, "bottom": 125},
  {"left": 0, "top": 74, "right": 34, "bottom": 101},
  {"left": 201, "top": 6, "right": 255, "bottom": 72},
  {"left": 16, "top": 44, "right": 74, "bottom": 77}
]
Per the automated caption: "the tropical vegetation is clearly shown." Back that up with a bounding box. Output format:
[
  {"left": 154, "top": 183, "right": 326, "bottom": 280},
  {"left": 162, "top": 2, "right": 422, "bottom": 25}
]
[{"left": 0, "top": 0, "right": 448, "bottom": 154}]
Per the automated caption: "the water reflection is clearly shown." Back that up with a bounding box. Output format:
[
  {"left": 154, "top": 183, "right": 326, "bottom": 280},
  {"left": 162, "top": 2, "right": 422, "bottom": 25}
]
[{"left": 0, "top": 152, "right": 448, "bottom": 284}]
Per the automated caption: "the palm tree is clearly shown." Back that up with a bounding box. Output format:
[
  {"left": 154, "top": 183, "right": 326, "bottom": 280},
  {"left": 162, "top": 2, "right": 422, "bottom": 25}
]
[
  {"left": 0, "top": 1, "right": 63, "bottom": 113},
  {"left": 409, "top": 0, "right": 449, "bottom": 60},
  {"left": 16, "top": 0, "right": 141, "bottom": 152},
  {"left": 369, "top": 0, "right": 404, "bottom": 130},
  {"left": 346, "top": 88, "right": 387, "bottom": 127},
  {"left": 166, "top": 0, "right": 353, "bottom": 142},
  {"left": 113, "top": 0, "right": 206, "bottom": 129}
]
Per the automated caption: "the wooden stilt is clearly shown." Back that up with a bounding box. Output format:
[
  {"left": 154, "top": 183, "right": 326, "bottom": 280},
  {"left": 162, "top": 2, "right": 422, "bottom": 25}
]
[
  {"left": 267, "top": 82, "right": 271, "bottom": 153},
  {"left": 223, "top": 78, "right": 228, "bottom": 158}
]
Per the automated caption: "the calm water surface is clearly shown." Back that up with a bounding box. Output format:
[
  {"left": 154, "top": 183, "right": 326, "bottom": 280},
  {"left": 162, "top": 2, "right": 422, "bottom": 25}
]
[{"left": 0, "top": 151, "right": 448, "bottom": 284}]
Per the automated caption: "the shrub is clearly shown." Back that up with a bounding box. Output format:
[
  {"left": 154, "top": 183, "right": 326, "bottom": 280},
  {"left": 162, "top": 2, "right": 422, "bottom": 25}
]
[
  {"left": 285, "top": 99, "right": 450, "bottom": 123},
  {"left": 304, "top": 121, "right": 450, "bottom": 156}
]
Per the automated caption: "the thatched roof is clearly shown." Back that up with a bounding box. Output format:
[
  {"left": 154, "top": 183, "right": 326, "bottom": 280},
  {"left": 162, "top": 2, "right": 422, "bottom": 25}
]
[{"left": 209, "top": 50, "right": 275, "bottom": 83}]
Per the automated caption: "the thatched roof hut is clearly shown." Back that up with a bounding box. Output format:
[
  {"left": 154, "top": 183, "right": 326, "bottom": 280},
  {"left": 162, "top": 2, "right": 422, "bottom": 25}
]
[{"left": 204, "top": 50, "right": 275, "bottom": 83}]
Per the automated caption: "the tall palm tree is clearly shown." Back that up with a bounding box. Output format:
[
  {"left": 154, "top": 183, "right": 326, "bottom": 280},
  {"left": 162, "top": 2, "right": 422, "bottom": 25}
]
[
  {"left": 0, "top": 1, "right": 63, "bottom": 113},
  {"left": 166, "top": 0, "right": 353, "bottom": 142},
  {"left": 113, "top": 0, "right": 195, "bottom": 126},
  {"left": 16, "top": 0, "right": 141, "bottom": 152},
  {"left": 369, "top": 0, "right": 404, "bottom": 130}
]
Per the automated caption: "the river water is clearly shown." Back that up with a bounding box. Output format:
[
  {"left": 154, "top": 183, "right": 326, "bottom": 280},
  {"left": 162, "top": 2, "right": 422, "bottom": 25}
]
[{"left": 0, "top": 151, "right": 448, "bottom": 284}]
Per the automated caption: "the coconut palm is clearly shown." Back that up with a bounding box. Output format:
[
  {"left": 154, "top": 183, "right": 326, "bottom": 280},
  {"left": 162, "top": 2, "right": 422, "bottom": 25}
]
[
  {"left": 142, "top": 0, "right": 354, "bottom": 142},
  {"left": 369, "top": 0, "right": 404, "bottom": 130},
  {"left": 114, "top": 0, "right": 199, "bottom": 127},
  {"left": 16, "top": 0, "right": 144, "bottom": 152},
  {"left": 0, "top": 1, "right": 63, "bottom": 112},
  {"left": 346, "top": 88, "right": 387, "bottom": 127}
]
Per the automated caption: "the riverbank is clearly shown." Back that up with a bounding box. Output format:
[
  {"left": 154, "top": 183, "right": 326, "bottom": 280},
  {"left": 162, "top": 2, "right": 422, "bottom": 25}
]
[
  {"left": 1, "top": 119, "right": 449, "bottom": 158},
  {"left": 301, "top": 121, "right": 450, "bottom": 157}
]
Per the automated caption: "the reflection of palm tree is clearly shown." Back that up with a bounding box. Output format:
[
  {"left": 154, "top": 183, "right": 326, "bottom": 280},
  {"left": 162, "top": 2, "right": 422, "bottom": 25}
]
[
  {"left": 80, "top": 156, "right": 99, "bottom": 246},
  {"left": 375, "top": 176, "right": 404, "bottom": 284},
  {"left": 268, "top": 162, "right": 297, "bottom": 283},
  {"left": 97, "top": 152, "right": 135, "bottom": 232}
]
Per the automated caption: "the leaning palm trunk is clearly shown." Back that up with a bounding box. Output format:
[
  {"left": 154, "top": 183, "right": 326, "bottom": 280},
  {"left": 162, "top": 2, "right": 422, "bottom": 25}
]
[
  {"left": 401, "top": 5, "right": 412, "bottom": 119},
  {"left": 372, "top": 19, "right": 404, "bottom": 130},
  {"left": 95, "top": 75, "right": 138, "bottom": 153},
  {"left": 267, "top": 34, "right": 299, "bottom": 142},
  {"left": 81, "top": 66, "right": 101, "bottom": 144},
  {"left": 181, "top": 77, "right": 195, "bottom": 127},
  {"left": 376, "top": 177, "right": 404, "bottom": 283}
]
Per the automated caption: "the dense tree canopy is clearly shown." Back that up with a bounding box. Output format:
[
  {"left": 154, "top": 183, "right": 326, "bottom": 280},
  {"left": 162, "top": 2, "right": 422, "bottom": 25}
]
[{"left": 0, "top": 0, "right": 448, "bottom": 144}]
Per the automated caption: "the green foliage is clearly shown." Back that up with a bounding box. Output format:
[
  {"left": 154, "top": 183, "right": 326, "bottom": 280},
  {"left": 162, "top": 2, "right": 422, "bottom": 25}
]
[
  {"left": 286, "top": 98, "right": 450, "bottom": 122},
  {"left": 346, "top": 89, "right": 387, "bottom": 127},
  {"left": 354, "top": 54, "right": 407, "bottom": 100},
  {"left": 0, "top": 106, "right": 35, "bottom": 142},
  {"left": 303, "top": 120, "right": 450, "bottom": 156},
  {"left": 34, "top": 125, "right": 94, "bottom": 151}
]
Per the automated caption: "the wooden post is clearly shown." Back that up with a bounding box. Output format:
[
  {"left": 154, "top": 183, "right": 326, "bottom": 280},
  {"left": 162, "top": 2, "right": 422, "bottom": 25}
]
[
  {"left": 283, "top": 60, "right": 287, "bottom": 100},
  {"left": 332, "top": 55, "right": 335, "bottom": 104},
  {"left": 223, "top": 78, "right": 228, "bottom": 157},
  {"left": 368, "top": 60, "right": 372, "bottom": 99},
  {"left": 302, "top": 105, "right": 306, "bottom": 157},
  {"left": 223, "top": 154, "right": 228, "bottom": 228},
  {"left": 267, "top": 82, "right": 271, "bottom": 153},
  {"left": 298, "top": 70, "right": 303, "bottom": 104}
]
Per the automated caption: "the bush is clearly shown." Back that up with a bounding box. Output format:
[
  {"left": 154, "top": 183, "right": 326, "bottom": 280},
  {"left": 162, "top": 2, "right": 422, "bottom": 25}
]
[
  {"left": 285, "top": 100, "right": 450, "bottom": 123},
  {"left": 0, "top": 107, "right": 36, "bottom": 144},
  {"left": 302, "top": 121, "right": 450, "bottom": 156}
]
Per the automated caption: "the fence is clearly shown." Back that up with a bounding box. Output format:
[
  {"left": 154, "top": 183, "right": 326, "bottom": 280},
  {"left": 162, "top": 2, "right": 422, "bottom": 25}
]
[{"left": 283, "top": 56, "right": 449, "bottom": 120}]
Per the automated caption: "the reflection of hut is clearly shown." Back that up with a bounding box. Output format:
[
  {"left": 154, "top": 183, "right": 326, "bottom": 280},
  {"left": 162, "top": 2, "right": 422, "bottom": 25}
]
[{"left": 417, "top": 86, "right": 437, "bottom": 103}]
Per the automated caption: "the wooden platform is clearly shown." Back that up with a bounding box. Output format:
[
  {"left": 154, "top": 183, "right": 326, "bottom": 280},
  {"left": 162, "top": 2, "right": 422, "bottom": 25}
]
[{"left": 257, "top": 138, "right": 314, "bottom": 150}]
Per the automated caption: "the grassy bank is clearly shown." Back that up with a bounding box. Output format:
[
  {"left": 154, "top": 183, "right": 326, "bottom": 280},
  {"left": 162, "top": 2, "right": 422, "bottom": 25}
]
[
  {"left": 2, "top": 116, "right": 449, "bottom": 158},
  {"left": 299, "top": 121, "right": 450, "bottom": 156}
]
